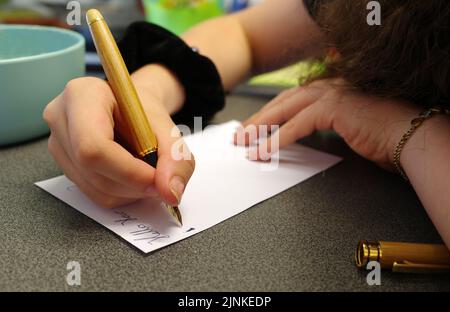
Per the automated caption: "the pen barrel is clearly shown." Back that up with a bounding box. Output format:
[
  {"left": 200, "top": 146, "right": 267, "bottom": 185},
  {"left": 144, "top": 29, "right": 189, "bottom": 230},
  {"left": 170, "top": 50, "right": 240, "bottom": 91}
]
[
  {"left": 87, "top": 10, "right": 158, "bottom": 157},
  {"left": 356, "top": 240, "right": 450, "bottom": 269},
  {"left": 379, "top": 241, "right": 450, "bottom": 268}
]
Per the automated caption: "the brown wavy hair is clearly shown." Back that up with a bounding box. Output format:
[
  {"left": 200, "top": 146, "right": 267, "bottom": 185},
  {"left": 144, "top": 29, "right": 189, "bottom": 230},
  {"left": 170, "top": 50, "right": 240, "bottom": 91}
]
[{"left": 315, "top": 0, "right": 450, "bottom": 108}]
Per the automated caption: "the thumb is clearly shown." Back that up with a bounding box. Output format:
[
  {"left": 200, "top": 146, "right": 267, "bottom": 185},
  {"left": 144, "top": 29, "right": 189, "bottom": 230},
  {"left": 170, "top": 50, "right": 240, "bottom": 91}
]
[{"left": 153, "top": 119, "right": 195, "bottom": 206}]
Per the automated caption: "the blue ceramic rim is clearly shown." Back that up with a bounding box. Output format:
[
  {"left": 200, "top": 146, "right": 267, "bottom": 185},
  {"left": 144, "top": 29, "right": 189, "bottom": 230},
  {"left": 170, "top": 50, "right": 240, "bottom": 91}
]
[{"left": 0, "top": 25, "right": 85, "bottom": 65}]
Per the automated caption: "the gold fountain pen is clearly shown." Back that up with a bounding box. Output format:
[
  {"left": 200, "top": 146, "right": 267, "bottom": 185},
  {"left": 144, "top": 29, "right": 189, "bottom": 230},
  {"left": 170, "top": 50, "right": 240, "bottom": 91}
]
[
  {"left": 356, "top": 240, "right": 450, "bottom": 273},
  {"left": 86, "top": 9, "right": 182, "bottom": 225}
]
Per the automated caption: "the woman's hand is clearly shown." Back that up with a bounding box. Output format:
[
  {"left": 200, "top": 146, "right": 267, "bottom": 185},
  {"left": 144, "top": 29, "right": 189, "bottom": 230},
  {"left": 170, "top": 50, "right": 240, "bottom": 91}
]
[
  {"left": 235, "top": 79, "right": 421, "bottom": 170},
  {"left": 43, "top": 76, "right": 194, "bottom": 208},
  {"left": 235, "top": 78, "right": 450, "bottom": 248}
]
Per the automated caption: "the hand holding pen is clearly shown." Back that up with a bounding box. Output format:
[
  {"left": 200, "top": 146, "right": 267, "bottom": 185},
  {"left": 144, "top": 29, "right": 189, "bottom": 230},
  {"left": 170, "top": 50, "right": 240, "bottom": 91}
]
[{"left": 43, "top": 13, "right": 195, "bottom": 219}]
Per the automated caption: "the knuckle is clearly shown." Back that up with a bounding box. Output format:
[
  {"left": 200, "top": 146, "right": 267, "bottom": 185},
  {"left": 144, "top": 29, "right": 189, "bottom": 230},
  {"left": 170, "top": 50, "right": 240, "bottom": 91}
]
[
  {"left": 317, "top": 111, "right": 330, "bottom": 130},
  {"left": 183, "top": 144, "right": 196, "bottom": 168},
  {"left": 186, "top": 154, "right": 196, "bottom": 173},
  {"left": 74, "top": 140, "right": 102, "bottom": 167},
  {"left": 309, "top": 79, "right": 327, "bottom": 88},
  {"left": 65, "top": 77, "right": 96, "bottom": 90},
  {"left": 283, "top": 120, "right": 297, "bottom": 134},
  {"left": 64, "top": 78, "right": 83, "bottom": 93},
  {"left": 280, "top": 88, "right": 293, "bottom": 97},
  {"left": 62, "top": 80, "right": 83, "bottom": 106},
  {"left": 280, "top": 103, "right": 291, "bottom": 122},
  {"left": 47, "top": 136, "right": 56, "bottom": 155},
  {"left": 307, "top": 80, "right": 320, "bottom": 88},
  {"left": 64, "top": 77, "right": 106, "bottom": 99},
  {"left": 43, "top": 103, "right": 55, "bottom": 126}
]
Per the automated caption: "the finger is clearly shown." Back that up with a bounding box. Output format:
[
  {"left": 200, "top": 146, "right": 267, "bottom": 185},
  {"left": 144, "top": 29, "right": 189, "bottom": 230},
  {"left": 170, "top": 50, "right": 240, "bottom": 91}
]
[
  {"left": 249, "top": 100, "right": 332, "bottom": 160},
  {"left": 63, "top": 79, "right": 156, "bottom": 193},
  {"left": 81, "top": 165, "right": 158, "bottom": 199},
  {"left": 43, "top": 94, "right": 75, "bottom": 159},
  {"left": 233, "top": 123, "right": 259, "bottom": 146},
  {"left": 237, "top": 92, "right": 294, "bottom": 144},
  {"left": 242, "top": 86, "right": 303, "bottom": 126},
  {"left": 245, "top": 85, "right": 324, "bottom": 127},
  {"left": 48, "top": 135, "right": 134, "bottom": 208},
  {"left": 151, "top": 115, "right": 195, "bottom": 206},
  {"left": 234, "top": 86, "right": 323, "bottom": 146}
]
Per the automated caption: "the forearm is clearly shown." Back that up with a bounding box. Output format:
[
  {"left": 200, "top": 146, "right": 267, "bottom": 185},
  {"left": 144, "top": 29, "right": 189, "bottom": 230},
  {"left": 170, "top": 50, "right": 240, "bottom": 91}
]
[
  {"left": 401, "top": 115, "right": 450, "bottom": 247},
  {"left": 177, "top": 0, "right": 324, "bottom": 89},
  {"left": 132, "top": 0, "right": 324, "bottom": 114},
  {"left": 181, "top": 15, "right": 252, "bottom": 91},
  {"left": 129, "top": 15, "right": 249, "bottom": 115},
  {"left": 131, "top": 15, "right": 251, "bottom": 115}
]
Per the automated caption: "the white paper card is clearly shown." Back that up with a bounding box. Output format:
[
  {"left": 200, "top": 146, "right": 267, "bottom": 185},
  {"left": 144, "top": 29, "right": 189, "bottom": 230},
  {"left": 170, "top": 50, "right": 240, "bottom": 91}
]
[{"left": 36, "top": 121, "right": 342, "bottom": 253}]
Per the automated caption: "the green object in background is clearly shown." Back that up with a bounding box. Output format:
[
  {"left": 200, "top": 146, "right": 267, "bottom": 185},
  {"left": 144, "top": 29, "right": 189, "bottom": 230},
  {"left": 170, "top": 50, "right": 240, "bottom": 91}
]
[
  {"left": 143, "top": 0, "right": 224, "bottom": 35},
  {"left": 0, "top": 0, "right": 43, "bottom": 20},
  {"left": 249, "top": 60, "right": 327, "bottom": 88},
  {"left": 0, "top": 25, "right": 85, "bottom": 146}
]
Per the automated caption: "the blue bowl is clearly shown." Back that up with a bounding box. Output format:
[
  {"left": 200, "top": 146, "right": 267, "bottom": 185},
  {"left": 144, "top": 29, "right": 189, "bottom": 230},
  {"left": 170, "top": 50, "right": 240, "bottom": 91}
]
[{"left": 0, "top": 25, "right": 85, "bottom": 146}]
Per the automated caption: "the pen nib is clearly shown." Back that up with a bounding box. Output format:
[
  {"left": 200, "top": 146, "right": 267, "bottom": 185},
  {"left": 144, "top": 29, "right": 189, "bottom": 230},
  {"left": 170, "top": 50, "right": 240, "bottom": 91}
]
[{"left": 166, "top": 204, "right": 183, "bottom": 226}]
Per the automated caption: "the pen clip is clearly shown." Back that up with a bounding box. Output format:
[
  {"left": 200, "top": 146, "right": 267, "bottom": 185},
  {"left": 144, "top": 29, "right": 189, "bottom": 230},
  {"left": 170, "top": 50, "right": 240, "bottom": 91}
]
[{"left": 392, "top": 261, "right": 450, "bottom": 274}]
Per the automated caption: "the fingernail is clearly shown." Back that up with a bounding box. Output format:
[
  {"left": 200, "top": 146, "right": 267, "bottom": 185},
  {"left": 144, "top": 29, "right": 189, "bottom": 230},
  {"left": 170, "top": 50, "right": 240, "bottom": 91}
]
[
  {"left": 169, "top": 176, "right": 185, "bottom": 203},
  {"left": 145, "top": 186, "right": 158, "bottom": 196}
]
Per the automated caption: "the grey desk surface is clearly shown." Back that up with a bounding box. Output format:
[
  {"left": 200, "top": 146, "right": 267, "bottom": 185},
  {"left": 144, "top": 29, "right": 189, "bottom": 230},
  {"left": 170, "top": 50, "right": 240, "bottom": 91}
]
[{"left": 1, "top": 93, "right": 449, "bottom": 292}]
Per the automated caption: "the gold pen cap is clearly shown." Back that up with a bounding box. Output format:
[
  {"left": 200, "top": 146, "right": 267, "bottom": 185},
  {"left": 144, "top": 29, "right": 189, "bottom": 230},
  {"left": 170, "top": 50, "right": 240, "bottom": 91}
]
[
  {"left": 356, "top": 240, "right": 450, "bottom": 273},
  {"left": 356, "top": 240, "right": 381, "bottom": 268},
  {"left": 86, "top": 8, "right": 104, "bottom": 25}
]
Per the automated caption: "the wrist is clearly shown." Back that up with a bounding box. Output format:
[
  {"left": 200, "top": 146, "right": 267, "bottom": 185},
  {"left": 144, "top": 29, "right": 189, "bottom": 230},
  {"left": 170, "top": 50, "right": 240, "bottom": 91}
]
[
  {"left": 400, "top": 114, "right": 450, "bottom": 160},
  {"left": 385, "top": 104, "right": 422, "bottom": 166},
  {"left": 388, "top": 106, "right": 450, "bottom": 177},
  {"left": 131, "top": 64, "right": 185, "bottom": 114}
]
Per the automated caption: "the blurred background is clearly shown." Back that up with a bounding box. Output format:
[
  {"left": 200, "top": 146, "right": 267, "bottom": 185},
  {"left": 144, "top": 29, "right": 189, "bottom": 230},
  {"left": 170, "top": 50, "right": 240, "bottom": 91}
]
[
  {"left": 0, "top": 0, "right": 262, "bottom": 37},
  {"left": 0, "top": 0, "right": 308, "bottom": 93},
  {"left": 0, "top": 0, "right": 263, "bottom": 74}
]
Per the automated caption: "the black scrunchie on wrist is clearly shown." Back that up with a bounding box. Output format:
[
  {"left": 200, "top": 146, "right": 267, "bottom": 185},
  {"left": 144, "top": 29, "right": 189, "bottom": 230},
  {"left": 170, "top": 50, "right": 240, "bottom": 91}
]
[{"left": 117, "top": 21, "right": 225, "bottom": 126}]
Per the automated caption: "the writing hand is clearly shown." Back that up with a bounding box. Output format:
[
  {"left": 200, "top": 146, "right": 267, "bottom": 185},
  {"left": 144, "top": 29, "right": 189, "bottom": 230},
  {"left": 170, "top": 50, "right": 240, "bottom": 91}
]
[{"left": 43, "top": 77, "right": 194, "bottom": 208}]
